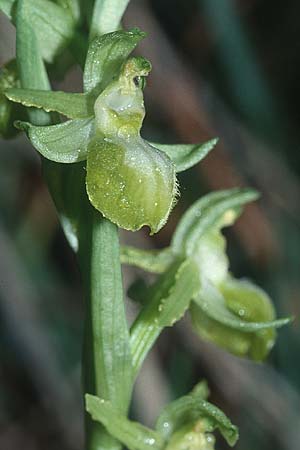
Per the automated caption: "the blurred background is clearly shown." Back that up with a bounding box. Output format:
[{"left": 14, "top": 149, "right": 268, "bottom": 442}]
[{"left": 0, "top": 0, "right": 300, "bottom": 449}]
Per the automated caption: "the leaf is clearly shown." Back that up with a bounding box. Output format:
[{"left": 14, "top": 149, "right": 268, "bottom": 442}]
[
  {"left": 171, "top": 188, "right": 259, "bottom": 256},
  {"left": 15, "top": 0, "right": 51, "bottom": 125},
  {"left": 5, "top": 88, "right": 94, "bottom": 119},
  {"left": 195, "top": 280, "right": 291, "bottom": 332},
  {"left": 20, "top": 0, "right": 75, "bottom": 63},
  {"left": 152, "top": 138, "right": 218, "bottom": 173},
  {"left": 86, "top": 395, "right": 165, "bottom": 450},
  {"left": 3, "top": 0, "right": 76, "bottom": 62},
  {"left": 130, "top": 258, "right": 200, "bottom": 376},
  {"left": 121, "top": 245, "right": 175, "bottom": 273},
  {"left": 16, "top": 118, "right": 95, "bottom": 163},
  {"left": 55, "top": 0, "right": 81, "bottom": 22},
  {"left": 84, "top": 28, "right": 146, "bottom": 94},
  {"left": 90, "top": 0, "right": 131, "bottom": 38},
  {"left": 155, "top": 385, "right": 238, "bottom": 446},
  {"left": 29, "top": 0, "right": 75, "bottom": 63}
]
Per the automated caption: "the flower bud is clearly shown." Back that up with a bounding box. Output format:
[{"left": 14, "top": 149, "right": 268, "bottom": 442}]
[{"left": 86, "top": 57, "right": 177, "bottom": 233}]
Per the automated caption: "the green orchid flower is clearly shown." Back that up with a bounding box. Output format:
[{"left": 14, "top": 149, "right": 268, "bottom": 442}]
[
  {"left": 86, "top": 56, "right": 178, "bottom": 233},
  {"left": 123, "top": 188, "right": 291, "bottom": 361},
  {"left": 85, "top": 380, "right": 238, "bottom": 450},
  {"left": 4, "top": 28, "right": 216, "bottom": 234}
]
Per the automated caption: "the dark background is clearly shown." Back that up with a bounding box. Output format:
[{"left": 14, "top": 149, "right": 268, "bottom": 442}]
[{"left": 0, "top": 1, "right": 300, "bottom": 449}]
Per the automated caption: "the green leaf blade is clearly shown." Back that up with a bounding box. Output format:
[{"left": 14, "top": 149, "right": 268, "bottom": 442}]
[
  {"left": 16, "top": 0, "right": 51, "bottom": 124},
  {"left": 152, "top": 138, "right": 218, "bottom": 173},
  {"left": 2, "top": 0, "right": 76, "bottom": 62},
  {"left": 5, "top": 88, "right": 94, "bottom": 119},
  {"left": 21, "top": 0, "right": 75, "bottom": 63},
  {"left": 90, "top": 0, "right": 131, "bottom": 38}
]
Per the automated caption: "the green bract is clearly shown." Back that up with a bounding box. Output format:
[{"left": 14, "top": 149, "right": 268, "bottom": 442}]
[
  {"left": 0, "top": 0, "right": 76, "bottom": 62},
  {"left": 122, "top": 188, "right": 291, "bottom": 361},
  {"left": 4, "top": 28, "right": 216, "bottom": 234}
]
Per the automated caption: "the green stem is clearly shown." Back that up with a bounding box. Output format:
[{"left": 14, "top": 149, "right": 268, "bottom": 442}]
[{"left": 78, "top": 203, "right": 133, "bottom": 450}]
